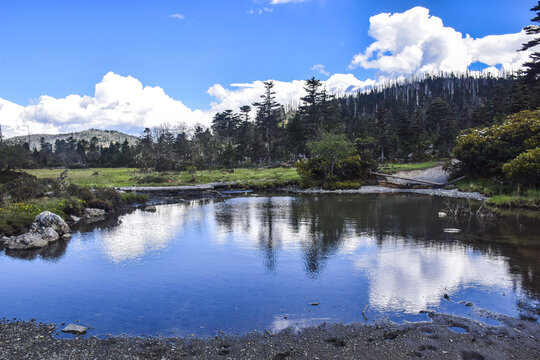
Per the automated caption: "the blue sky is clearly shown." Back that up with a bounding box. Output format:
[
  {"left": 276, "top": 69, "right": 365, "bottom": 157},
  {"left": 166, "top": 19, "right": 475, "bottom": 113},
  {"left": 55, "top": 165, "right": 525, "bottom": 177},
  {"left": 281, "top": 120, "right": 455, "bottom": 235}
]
[{"left": 0, "top": 0, "right": 537, "bottom": 136}]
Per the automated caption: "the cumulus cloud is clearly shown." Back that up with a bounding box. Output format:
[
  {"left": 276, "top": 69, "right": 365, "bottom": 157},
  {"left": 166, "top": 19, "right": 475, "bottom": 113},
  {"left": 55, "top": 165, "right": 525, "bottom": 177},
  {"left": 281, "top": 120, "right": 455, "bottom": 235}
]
[
  {"left": 207, "top": 73, "right": 374, "bottom": 116},
  {"left": 350, "top": 6, "right": 533, "bottom": 76},
  {"left": 169, "top": 13, "right": 185, "bottom": 20},
  {"left": 0, "top": 72, "right": 208, "bottom": 138},
  {"left": 311, "top": 64, "right": 330, "bottom": 77}
]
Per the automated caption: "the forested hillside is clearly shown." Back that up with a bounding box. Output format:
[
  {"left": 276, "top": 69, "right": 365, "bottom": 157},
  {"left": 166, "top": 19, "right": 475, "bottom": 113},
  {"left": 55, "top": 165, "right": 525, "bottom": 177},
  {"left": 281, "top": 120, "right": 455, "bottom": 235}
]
[{"left": 5, "top": 129, "right": 139, "bottom": 150}]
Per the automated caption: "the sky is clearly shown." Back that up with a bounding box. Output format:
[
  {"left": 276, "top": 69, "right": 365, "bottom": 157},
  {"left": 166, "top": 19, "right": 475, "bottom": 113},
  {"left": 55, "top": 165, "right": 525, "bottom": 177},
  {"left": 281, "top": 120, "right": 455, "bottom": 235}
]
[{"left": 0, "top": 0, "right": 537, "bottom": 138}]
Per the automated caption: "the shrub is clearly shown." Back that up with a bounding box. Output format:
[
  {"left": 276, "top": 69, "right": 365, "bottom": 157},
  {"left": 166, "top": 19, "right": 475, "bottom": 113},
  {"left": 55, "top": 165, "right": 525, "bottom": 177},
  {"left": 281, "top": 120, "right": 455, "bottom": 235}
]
[
  {"left": 136, "top": 174, "right": 170, "bottom": 184},
  {"left": 335, "top": 155, "right": 374, "bottom": 180},
  {"left": 502, "top": 147, "right": 540, "bottom": 186},
  {"left": 67, "top": 184, "right": 94, "bottom": 202},
  {"left": 0, "top": 172, "right": 62, "bottom": 202},
  {"left": 296, "top": 158, "right": 326, "bottom": 182},
  {"left": 454, "top": 109, "right": 540, "bottom": 176}
]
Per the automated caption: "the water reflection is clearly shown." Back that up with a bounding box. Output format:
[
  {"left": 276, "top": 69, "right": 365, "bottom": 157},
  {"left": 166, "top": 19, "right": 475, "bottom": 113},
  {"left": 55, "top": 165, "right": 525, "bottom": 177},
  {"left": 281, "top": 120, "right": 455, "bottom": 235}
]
[
  {"left": 98, "top": 202, "right": 207, "bottom": 262},
  {"left": 77, "top": 195, "right": 539, "bottom": 314},
  {"left": 1, "top": 194, "right": 538, "bottom": 336}
]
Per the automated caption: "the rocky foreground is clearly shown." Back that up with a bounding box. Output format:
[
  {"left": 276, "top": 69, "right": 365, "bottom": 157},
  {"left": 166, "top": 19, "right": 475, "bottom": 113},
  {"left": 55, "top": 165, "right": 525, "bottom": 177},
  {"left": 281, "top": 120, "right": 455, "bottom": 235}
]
[{"left": 1, "top": 313, "right": 538, "bottom": 360}]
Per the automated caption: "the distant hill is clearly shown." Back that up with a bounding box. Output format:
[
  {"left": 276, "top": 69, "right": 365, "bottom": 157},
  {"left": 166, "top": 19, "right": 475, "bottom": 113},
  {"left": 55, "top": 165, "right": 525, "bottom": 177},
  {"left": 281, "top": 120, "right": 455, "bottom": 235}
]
[{"left": 5, "top": 129, "right": 139, "bottom": 150}]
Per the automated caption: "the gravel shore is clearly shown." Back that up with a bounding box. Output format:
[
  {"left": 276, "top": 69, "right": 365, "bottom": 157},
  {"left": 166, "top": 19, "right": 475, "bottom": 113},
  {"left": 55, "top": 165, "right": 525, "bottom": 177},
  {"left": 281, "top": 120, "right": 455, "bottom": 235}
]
[{"left": 1, "top": 312, "right": 538, "bottom": 359}]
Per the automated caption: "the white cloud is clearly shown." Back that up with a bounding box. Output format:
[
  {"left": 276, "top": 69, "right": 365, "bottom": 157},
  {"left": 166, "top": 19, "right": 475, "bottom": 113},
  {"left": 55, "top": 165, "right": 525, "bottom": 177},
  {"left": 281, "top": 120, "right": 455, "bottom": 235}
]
[
  {"left": 270, "top": 0, "right": 307, "bottom": 4},
  {"left": 248, "top": 7, "right": 274, "bottom": 15},
  {"left": 169, "top": 13, "right": 185, "bottom": 20},
  {"left": 0, "top": 72, "right": 372, "bottom": 138},
  {"left": 0, "top": 72, "right": 208, "bottom": 138},
  {"left": 311, "top": 64, "right": 330, "bottom": 77},
  {"left": 207, "top": 73, "right": 374, "bottom": 117},
  {"left": 350, "top": 6, "right": 534, "bottom": 76}
]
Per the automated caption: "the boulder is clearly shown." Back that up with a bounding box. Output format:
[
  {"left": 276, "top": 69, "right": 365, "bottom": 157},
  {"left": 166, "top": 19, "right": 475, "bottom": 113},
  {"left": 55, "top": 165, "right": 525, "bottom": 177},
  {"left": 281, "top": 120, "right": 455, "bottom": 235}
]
[
  {"left": 3, "top": 211, "right": 70, "bottom": 250},
  {"left": 32, "top": 211, "right": 70, "bottom": 234},
  {"left": 144, "top": 205, "right": 157, "bottom": 212}
]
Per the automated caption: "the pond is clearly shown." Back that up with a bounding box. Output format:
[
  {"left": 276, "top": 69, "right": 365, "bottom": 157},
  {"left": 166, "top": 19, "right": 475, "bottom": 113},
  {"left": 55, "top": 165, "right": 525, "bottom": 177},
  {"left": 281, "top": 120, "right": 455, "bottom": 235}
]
[{"left": 0, "top": 194, "right": 538, "bottom": 337}]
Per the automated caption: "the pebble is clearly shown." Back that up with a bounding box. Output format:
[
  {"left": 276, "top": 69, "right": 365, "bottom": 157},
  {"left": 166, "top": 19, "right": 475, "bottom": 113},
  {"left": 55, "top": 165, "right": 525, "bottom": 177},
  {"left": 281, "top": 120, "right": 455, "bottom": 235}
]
[{"left": 61, "top": 324, "right": 87, "bottom": 335}]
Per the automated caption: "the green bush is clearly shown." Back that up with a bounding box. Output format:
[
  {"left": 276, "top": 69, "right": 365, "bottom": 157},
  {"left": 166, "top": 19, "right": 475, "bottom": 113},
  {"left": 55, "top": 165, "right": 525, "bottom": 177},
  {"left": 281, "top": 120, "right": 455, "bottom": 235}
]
[
  {"left": 0, "top": 171, "right": 62, "bottom": 202},
  {"left": 296, "top": 158, "right": 326, "bottom": 182},
  {"left": 136, "top": 174, "right": 170, "bottom": 184},
  {"left": 502, "top": 147, "right": 540, "bottom": 186},
  {"left": 335, "top": 155, "right": 373, "bottom": 180},
  {"left": 454, "top": 109, "right": 540, "bottom": 176}
]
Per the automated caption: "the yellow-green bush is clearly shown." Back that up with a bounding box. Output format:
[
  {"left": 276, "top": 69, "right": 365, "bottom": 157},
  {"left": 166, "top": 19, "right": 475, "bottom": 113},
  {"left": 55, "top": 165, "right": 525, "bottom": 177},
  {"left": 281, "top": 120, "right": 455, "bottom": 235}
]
[
  {"left": 454, "top": 109, "right": 540, "bottom": 175},
  {"left": 502, "top": 147, "right": 540, "bottom": 186}
]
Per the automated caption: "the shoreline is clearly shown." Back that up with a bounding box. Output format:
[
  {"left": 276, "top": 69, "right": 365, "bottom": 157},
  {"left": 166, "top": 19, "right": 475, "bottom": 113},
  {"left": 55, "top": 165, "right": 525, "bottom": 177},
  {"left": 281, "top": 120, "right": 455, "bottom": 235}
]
[
  {"left": 117, "top": 183, "right": 489, "bottom": 201},
  {"left": 278, "top": 185, "right": 488, "bottom": 201},
  {"left": 1, "top": 312, "right": 538, "bottom": 359}
]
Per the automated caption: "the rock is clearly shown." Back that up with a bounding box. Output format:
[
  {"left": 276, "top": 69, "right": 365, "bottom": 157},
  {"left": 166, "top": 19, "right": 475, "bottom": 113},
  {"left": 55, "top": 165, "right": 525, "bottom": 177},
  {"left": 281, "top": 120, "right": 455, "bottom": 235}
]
[
  {"left": 444, "top": 294, "right": 450, "bottom": 300},
  {"left": 145, "top": 206, "right": 157, "bottom": 212},
  {"left": 309, "top": 302, "right": 320, "bottom": 306},
  {"left": 443, "top": 228, "right": 461, "bottom": 233},
  {"left": 3, "top": 211, "right": 70, "bottom": 250},
  {"left": 438, "top": 212, "right": 447, "bottom": 217},
  {"left": 465, "top": 302, "right": 474, "bottom": 307},
  {"left": 83, "top": 208, "right": 106, "bottom": 223},
  {"left": 70, "top": 215, "right": 81, "bottom": 223},
  {"left": 32, "top": 211, "right": 70, "bottom": 235},
  {"left": 4, "top": 231, "right": 57, "bottom": 250},
  {"left": 61, "top": 324, "right": 87, "bottom": 335},
  {"left": 61, "top": 233, "right": 72, "bottom": 240}
]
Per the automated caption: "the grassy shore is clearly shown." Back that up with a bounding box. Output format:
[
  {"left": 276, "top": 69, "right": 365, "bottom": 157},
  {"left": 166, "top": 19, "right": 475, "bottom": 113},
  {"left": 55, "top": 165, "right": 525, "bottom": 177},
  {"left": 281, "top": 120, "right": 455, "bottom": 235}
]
[
  {"left": 455, "top": 177, "right": 539, "bottom": 209},
  {"left": 25, "top": 167, "right": 301, "bottom": 188}
]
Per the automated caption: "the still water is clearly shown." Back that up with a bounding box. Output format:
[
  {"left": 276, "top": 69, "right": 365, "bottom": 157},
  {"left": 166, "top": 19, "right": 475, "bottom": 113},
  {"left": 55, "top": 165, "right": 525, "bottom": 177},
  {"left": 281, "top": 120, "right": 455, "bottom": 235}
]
[{"left": 0, "top": 194, "right": 538, "bottom": 337}]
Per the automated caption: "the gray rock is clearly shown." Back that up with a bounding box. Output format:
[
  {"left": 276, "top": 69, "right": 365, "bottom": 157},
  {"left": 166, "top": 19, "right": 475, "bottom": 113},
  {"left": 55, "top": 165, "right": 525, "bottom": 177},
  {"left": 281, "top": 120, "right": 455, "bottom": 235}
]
[
  {"left": 145, "top": 206, "right": 157, "bottom": 212},
  {"left": 32, "top": 211, "right": 70, "bottom": 235},
  {"left": 4, "top": 228, "right": 59, "bottom": 250},
  {"left": 61, "top": 233, "right": 72, "bottom": 240},
  {"left": 3, "top": 211, "right": 70, "bottom": 250},
  {"left": 70, "top": 215, "right": 81, "bottom": 223},
  {"left": 62, "top": 324, "right": 87, "bottom": 335}
]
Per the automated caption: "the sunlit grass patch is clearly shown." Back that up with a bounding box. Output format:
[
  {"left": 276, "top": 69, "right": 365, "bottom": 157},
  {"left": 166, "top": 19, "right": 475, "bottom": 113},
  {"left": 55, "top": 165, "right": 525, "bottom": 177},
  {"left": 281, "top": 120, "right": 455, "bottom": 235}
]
[{"left": 25, "top": 167, "right": 301, "bottom": 188}]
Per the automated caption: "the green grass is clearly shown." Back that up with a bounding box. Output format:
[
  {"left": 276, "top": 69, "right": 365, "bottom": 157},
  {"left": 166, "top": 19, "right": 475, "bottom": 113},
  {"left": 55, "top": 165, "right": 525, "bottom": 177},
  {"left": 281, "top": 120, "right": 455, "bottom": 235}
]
[
  {"left": 378, "top": 161, "right": 441, "bottom": 174},
  {"left": 24, "top": 167, "right": 301, "bottom": 188},
  {"left": 0, "top": 197, "right": 84, "bottom": 236},
  {"left": 487, "top": 189, "right": 540, "bottom": 209},
  {"left": 454, "top": 177, "right": 505, "bottom": 197},
  {"left": 455, "top": 177, "right": 539, "bottom": 209}
]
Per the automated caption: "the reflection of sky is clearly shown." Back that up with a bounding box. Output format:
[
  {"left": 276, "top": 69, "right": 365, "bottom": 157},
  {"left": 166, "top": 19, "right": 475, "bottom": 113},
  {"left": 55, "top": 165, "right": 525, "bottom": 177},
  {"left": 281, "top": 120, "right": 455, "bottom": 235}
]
[
  {"left": 352, "top": 237, "right": 513, "bottom": 312},
  {"left": 93, "top": 197, "right": 519, "bottom": 314},
  {"left": 97, "top": 203, "right": 202, "bottom": 262}
]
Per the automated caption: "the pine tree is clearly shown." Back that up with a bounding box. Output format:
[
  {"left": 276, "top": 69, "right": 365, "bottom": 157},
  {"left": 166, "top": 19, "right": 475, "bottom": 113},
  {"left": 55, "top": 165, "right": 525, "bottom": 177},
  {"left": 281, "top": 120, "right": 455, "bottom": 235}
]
[
  {"left": 253, "top": 81, "right": 283, "bottom": 165},
  {"left": 519, "top": 1, "right": 540, "bottom": 108}
]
